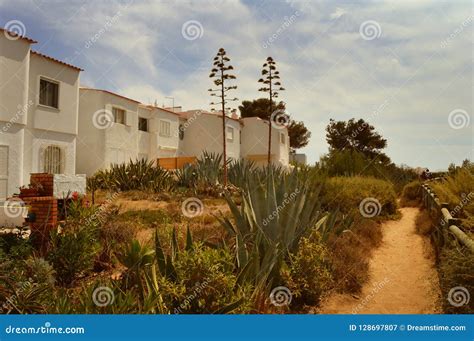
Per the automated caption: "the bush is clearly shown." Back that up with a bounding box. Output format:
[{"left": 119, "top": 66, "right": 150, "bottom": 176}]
[
  {"left": 327, "top": 217, "right": 382, "bottom": 293},
  {"left": 48, "top": 201, "right": 101, "bottom": 285},
  {"left": 400, "top": 180, "right": 422, "bottom": 207},
  {"left": 160, "top": 243, "right": 253, "bottom": 314},
  {"left": 286, "top": 232, "right": 333, "bottom": 308},
  {"left": 0, "top": 233, "right": 33, "bottom": 261},
  {"left": 24, "top": 257, "right": 56, "bottom": 287},
  {"left": 430, "top": 168, "right": 474, "bottom": 230},
  {"left": 322, "top": 176, "right": 397, "bottom": 216},
  {"left": 88, "top": 159, "right": 175, "bottom": 193},
  {"left": 438, "top": 244, "right": 474, "bottom": 314}
]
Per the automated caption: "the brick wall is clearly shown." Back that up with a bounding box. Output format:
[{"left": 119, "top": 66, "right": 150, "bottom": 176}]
[{"left": 30, "top": 173, "right": 54, "bottom": 196}]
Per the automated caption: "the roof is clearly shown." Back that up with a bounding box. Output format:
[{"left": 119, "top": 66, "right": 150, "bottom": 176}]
[
  {"left": 1, "top": 28, "right": 37, "bottom": 44},
  {"left": 80, "top": 87, "right": 141, "bottom": 103},
  {"left": 139, "top": 103, "right": 180, "bottom": 116},
  {"left": 178, "top": 109, "right": 241, "bottom": 122},
  {"left": 31, "top": 50, "right": 83, "bottom": 71}
]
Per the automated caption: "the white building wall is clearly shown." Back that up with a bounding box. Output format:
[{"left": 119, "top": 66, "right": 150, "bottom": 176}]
[
  {"left": 77, "top": 89, "right": 143, "bottom": 176},
  {"left": 0, "top": 34, "right": 30, "bottom": 198},
  {"left": 154, "top": 108, "right": 180, "bottom": 158},
  {"left": 24, "top": 54, "right": 80, "bottom": 184},
  {"left": 0, "top": 35, "right": 30, "bottom": 125},
  {"left": 77, "top": 90, "right": 106, "bottom": 176},
  {"left": 180, "top": 113, "right": 240, "bottom": 160},
  {"left": 240, "top": 117, "right": 289, "bottom": 167}
]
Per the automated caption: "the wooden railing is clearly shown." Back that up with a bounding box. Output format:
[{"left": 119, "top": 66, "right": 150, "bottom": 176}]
[{"left": 421, "top": 178, "right": 474, "bottom": 253}]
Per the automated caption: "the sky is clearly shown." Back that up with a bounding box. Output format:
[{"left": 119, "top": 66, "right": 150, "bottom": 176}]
[{"left": 1, "top": 0, "right": 472, "bottom": 170}]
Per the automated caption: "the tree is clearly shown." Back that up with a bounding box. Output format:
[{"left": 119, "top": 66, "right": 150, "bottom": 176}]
[
  {"left": 208, "top": 48, "right": 237, "bottom": 186},
  {"left": 288, "top": 120, "right": 311, "bottom": 152},
  {"left": 325, "top": 118, "right": 389, "bottom": 164},
  {"left": 238, "top": 99, "right": 310, "bottom": 151},
  {"left": 258, "top": 57, "right": 285, "bottom": 165}
]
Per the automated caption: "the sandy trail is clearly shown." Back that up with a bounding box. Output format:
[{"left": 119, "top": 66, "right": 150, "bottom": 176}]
[{"left": 320, "top": 207, "right": 441, "bottom": 314}]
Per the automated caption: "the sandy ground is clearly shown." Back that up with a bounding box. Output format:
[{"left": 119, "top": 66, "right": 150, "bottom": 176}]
[{"left": 320, "top": 207, "right": 441, "bottom": 314}]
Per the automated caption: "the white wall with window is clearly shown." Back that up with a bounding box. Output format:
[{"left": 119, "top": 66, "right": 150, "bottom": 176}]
[
  {"left": 226, "top": 126, "right": 235, "bottom": 142},
  {"left": 30, "top": 136, "right": 76, "bottom": 176},
  {"left": 0, "top": 123, "right": 24, "bottom": 199}
]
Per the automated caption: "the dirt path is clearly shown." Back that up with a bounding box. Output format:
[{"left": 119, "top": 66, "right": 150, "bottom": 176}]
[{"left": 320, "top": 207, "right": 441, "bottom": 314}]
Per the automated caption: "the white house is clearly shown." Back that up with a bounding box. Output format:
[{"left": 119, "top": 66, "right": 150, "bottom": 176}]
[
  {"left": 0, "top": 28, "right": 82, "bottom": 199},
  {"left": 240, "top": 117, "right": 289, "bottom": 167},
  {"left": 177, "top": 109, "right": 241, "bottom": 161},
  {"left": 77, "top": 88, "right": 181, "bottom": 176}
]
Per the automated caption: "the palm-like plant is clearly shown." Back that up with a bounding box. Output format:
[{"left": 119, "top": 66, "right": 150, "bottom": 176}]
[
  {"left": 258, "top": 57, "right": 285, "bottom": 166},
  {"left": 209, "top": 48, "right": 238, "bottom": 186}
]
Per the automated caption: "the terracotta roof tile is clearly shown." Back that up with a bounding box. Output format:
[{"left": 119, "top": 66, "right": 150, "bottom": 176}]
[
  {"left": 31, "top": 50, "right": 83, "bottom": 71},
  {"left": 0, "top": 28, "right": 37, "bottom": 44}
]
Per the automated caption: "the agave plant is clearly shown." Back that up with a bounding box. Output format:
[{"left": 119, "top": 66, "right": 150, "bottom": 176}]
[
  {"left": 217, "top": 168, "right": 333, "bottom": 290},
  {"left": 228, "top": 159, "right": 256, "bottom": 189},
  {"left": 88, "top": 159, "right": 175, "bottom": 193},
  {"left": 116, "top": 240, "right": 155, "bottom": 290}
]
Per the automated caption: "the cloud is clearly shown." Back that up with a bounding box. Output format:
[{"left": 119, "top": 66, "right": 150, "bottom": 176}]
[{"left": 1, "top": 0, "right": 471, "bottom": 170}]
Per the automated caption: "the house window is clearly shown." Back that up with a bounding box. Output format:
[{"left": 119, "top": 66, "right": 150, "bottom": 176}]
[
  {"left": 179, "top": 124, "right": 185, "bottom": 140},
  {"left": 160, "top": 120, "right": 171, "bottom": 137},
  {"left": 39, "top": 78, "right": 59, "bottom": 108},
  {"left": 280, "top": 133, "right": 285, "bottom": 145},
  {"left": 113, "top": 107, "right": 126, "bottom": 124},
  {"left": 227, "top": 127, "right": 234, "bottom": 142},
  {"left": 43, "top": 145, "right": 63, "bottom": 174},
  {"left": 138, "top": 117, "right": 148, "bottom": 132}
]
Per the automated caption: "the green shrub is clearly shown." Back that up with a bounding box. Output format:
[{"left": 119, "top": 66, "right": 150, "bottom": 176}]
[
  {"left": 400, "top": 180, "right": 422, "bottom": 207},
  {"left": 24, "top": 257, "right": 56, "bottom": 287},
  {"left": 438, "top": 244, "right": 474, "bottom": 314},
  {"left": 161, "top": 243, "right": 253, "bottom": 314},
  {"left": 48, "top": 201, "right": 101, "bottom": 285},
  {"left": 0, "top": 234, "right": 33, "bottom": 261},
  {"left": 323, "top": 176, "right": 397, "bottom": 216},
  {"left": 287, "top": 232, "right": 333, "bottom": 308}
]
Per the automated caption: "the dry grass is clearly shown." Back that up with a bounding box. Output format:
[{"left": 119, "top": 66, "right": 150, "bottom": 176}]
[
  {"left": 326, "top": 218, "right": 383, "bottom": 293},
  {"left": 414, "top": 208, "right": 434, "bottom": 235}
]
